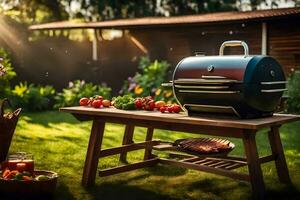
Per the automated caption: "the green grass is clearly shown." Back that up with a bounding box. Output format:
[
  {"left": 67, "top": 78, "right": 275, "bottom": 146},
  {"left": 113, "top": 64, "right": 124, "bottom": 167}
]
[{"left": 4, "top": 111, "right": 300, "bottom": 200}]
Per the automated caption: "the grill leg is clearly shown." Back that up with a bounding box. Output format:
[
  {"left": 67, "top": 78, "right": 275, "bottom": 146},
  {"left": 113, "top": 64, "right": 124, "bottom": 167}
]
[
  {"left": 82, "top": 120, "right": 105, "bottom": 187},
  {"left": 120, "top": 124, "right": 135, "bottom": 163},
  {"left": 268, "top": 126, "right": 291, "bottom": 184},
  {"left": 243, "top": 130, "right": 265, "bottom": 200}
]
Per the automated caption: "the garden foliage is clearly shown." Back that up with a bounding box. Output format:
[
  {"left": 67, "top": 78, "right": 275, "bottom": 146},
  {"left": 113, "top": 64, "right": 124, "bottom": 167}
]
[
  {"left": 54, "top": 80, "right": 111, "bottom": 108},
  {"left": 287, "top": 71, "right": 300, "bottom": 113},
  {"left": 0, "top": 48, "right": 112, "bottom": 111},
  {"left": 121, "top": 57, "right": 175, "bottom": 102},
  {"left": 0, "top": 48, "right": 16, "bottom": 98},
  {"left": 10, "top": 82, "right": 56, "bottom": 111}
]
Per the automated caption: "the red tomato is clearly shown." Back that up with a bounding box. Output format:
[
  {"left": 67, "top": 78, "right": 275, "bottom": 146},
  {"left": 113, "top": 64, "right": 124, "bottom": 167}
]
[
  {"left": 94, "top": 95, "right": 103, "bottom": 100},
  {"left": 155, "top": 101, "right": 166, "bottom": 109},
  {"left": 172, "top": 105, "right": 181, "bottom": 113},
  {"left": 22, "top": 176, "right": 32, "bottom": 181},
  {"left": 79, "top": 98, "right": 89, "bottom": 106},
  {"left": 167, "top": 106, "right": 173, "bottom": 113},
  {"left": 135, "top": 100, "right": 143, "bottom": 109},
  {"left": 144, "top": 105, "right": 150, "bottom": 111},
  {"left": 149, "top": 100, "right": 155, "bottom": 111},
  {"left": 92, "top": 100, "right": 102, "bottom": 108},
  {"left": 88, "top": 98, "right": 94, "bottom": 106},
  {"left": 159, "top": 106, "right": 167, "bottom": 113}
]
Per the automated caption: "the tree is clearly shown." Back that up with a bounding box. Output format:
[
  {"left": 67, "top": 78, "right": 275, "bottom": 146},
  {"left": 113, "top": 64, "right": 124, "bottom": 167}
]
[{"left": 0, "top": 0, "right": 68, "bottom": 23}]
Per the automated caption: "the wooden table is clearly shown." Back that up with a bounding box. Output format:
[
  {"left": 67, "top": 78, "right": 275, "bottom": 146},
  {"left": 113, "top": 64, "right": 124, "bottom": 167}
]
[{"left": 60, "top": 106, "right": 300, "bottom": 200}]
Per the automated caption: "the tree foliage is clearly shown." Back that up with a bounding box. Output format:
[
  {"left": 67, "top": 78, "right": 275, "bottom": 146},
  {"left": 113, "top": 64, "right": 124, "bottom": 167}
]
[
  {"left": 70, "top": 0, "right": 238, "bottom": 21},
  {"left": 0, "top": 0, "right": 68, "bottom": 23},
  {"left": 0, "top": 0, "right": 299, "bottom": 23}
]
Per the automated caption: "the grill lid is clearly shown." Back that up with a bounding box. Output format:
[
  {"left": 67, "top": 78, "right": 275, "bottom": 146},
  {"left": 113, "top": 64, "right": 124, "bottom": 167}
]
[{"left": 162, "top": 40, "right": 287, "bottom": 118}]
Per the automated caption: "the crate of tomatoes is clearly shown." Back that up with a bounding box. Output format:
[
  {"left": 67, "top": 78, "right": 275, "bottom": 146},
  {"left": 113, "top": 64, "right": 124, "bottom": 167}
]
[{"left": 0, "top": 152, "right": 58, "bottom": 199}]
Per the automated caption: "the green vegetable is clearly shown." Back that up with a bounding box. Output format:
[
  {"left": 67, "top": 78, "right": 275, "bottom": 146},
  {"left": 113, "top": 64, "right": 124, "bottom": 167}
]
[
  {"left": 14, "top": 173, "right": 23, "bottom": 180},
  {"left": 113, "top": 95, "right": 136, "bottom": 110},
  {"left": 22, "top": 172, "right": 31, "bottom": 176}
]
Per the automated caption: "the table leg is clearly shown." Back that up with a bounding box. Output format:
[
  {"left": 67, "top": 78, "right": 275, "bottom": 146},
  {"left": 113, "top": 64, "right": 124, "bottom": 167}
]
[
  {"left": 268, "top": 126, "right": 291, "bottom": 184},
  {"left": 144, "top": 127, "right": 154, "bottom": 160},
  {"left": 120, "top": 124, "right": 135, "bottom": 163},
  {"left": 82, "top": 120, "right": 105, "bottom": 187},
  {"left": 243, "top": 130, "right": 265, "bottom": 200}
]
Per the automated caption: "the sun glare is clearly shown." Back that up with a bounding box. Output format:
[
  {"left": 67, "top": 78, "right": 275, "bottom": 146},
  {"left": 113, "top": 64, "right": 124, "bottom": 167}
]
[{"left": 0, "top": 15, "right": 25, "bottom": 53}]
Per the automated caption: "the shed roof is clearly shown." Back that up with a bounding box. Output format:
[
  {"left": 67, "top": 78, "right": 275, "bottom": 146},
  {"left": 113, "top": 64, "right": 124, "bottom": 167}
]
[{"left": 29, "top": 7, "right": 300, "bottom": 30}]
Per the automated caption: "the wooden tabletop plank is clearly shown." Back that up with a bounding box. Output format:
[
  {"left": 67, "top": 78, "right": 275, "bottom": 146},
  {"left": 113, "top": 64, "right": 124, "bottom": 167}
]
[{"left": 60, "top": 106, "right": 300, "bottom": 130}]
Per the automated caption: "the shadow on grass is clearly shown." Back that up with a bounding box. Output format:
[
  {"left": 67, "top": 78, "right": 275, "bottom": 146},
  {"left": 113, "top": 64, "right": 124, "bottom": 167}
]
[
  {"left": 188, "top": 178, "right": 249, "bottom": 196},
  {"left": 85, "top": 182, "right": 181, "bottom": 200},
  {"left": 189, "top": 178, "right": 300, "bottom": 200},
  {"left": 21, "top": 111, "right": 81, "bottom": 128},
  {"left": 145, "top": 164, "right": 187, "bottom": 177},
  {"left": 265, "top": 183, "right": 300, "bottom": 200},
  {"left": 53, "top": 181, "right": 77, "bottom": 200},
  {"left": 0, "top": 185, "right": 73, "bottom": 200}
]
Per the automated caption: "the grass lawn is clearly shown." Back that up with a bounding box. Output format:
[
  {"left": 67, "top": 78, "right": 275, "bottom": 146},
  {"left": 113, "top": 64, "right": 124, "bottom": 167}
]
[{"left": 3, "top": 111, "right": 300, "bottom": 200}]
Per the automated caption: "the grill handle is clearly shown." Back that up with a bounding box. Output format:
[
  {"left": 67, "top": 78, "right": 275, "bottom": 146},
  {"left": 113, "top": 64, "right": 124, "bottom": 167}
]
[{"left": 219, "top": 40, "right": 249, "bottom": 57}]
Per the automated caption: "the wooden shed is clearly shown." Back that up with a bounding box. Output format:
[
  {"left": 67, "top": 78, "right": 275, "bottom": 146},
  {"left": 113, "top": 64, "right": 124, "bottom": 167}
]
[{"left": 27, "top": 7, "right": 300, "bottom": 92}]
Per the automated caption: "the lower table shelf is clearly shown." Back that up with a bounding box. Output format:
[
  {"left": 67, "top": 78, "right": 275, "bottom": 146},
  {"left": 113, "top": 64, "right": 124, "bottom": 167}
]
[
  {"left": 159, "top": 157, "right": 249, "bottom": 181},
  {"left": 178, "top": 157, "right": 247, "bottom": 170}
]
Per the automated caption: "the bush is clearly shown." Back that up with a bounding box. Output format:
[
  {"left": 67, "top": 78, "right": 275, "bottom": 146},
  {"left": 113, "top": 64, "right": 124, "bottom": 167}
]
[
  {"left": 10, "top": 82, "right": 56, "bottom": 111},
  {"left": 0, "top": 48, "right": 17, "bottom": 98},
  {"left": 54, "top": 80, "right": 111, "bottom": 108},
  {"left": 287, "top": 71, "right": 300, "bottom": 113},
  {"left": 120, "top": 57, "right": 175, "bottom": 102}
]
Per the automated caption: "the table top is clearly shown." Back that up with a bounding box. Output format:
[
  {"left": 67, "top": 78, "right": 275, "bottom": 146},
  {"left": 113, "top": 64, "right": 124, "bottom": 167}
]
[{"left": 60, "top": 106, "right": 300, "bottom": 130}]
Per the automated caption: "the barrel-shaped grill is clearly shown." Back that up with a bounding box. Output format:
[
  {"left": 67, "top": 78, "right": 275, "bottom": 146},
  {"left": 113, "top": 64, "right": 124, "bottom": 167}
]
[{"left": 166, "top": 41, "right": 287, "bottom": 119}]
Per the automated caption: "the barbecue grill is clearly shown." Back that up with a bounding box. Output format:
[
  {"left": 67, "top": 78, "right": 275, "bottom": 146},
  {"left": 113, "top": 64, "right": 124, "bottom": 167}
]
[{"left": 164, "top": 40, "right": 287, "bottom": 119}]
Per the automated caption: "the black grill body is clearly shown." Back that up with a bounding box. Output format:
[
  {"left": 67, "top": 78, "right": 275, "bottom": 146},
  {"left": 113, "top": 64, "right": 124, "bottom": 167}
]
[{"left": 171, "top": 41, "right": 286, "bottom": 119}]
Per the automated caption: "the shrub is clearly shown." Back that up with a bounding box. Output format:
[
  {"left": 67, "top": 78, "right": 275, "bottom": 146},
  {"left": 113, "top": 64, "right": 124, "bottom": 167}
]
[
  {"left": 287, "top": 71, "right": 300, "bottom": 113},
  {"left": 54, "top": 80, "right": 111, "bottom": 108},
  {"left": 10, "top": 82, "right": 56, "bottom": 111},
  {"left": 0, "top": 48, "right": 17, "bottom": 98},
  {"left": 121, "top": 57, "right": 175, "bottom": 102}
]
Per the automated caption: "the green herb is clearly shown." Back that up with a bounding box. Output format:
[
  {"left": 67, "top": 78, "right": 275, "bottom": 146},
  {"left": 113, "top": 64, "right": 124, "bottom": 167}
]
[{"left": 113, "top": 95, "right": 136, "bottom": 110}]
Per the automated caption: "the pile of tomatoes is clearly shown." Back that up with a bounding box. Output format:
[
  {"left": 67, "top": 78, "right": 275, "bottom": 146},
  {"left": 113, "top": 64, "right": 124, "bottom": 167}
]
[
  {"left": 135, "top": 96, "right": 155, "bottom": 111},
  {"left": 2, "top": 169, "right": 50, "bottom": 181},
  {"left": 158, "top": 104, "right": 181, "bottom": 113},
  {"left": 1, "top": 163, "right": 50, "bottom": 181},
  {"left": 135, "top": 97, "right": 181, "bottom": 113},
  {"left": 2, "top": 168, "right": 33, "bottom": 181},
  {"left": 79, "top": 96, "right": 111, "bottom": 108}
]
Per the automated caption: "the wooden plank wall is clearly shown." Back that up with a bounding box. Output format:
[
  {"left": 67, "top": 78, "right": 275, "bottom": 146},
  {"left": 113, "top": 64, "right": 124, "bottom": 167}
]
[
  {"left": 131, "top": 22, "right": 262, "bottom": 71},
  {"left": 268, "top": 18, "right": 300, "bottom": 75},
  {"left": 131, "top": 17, "right": 300, "bottom": 76}
]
